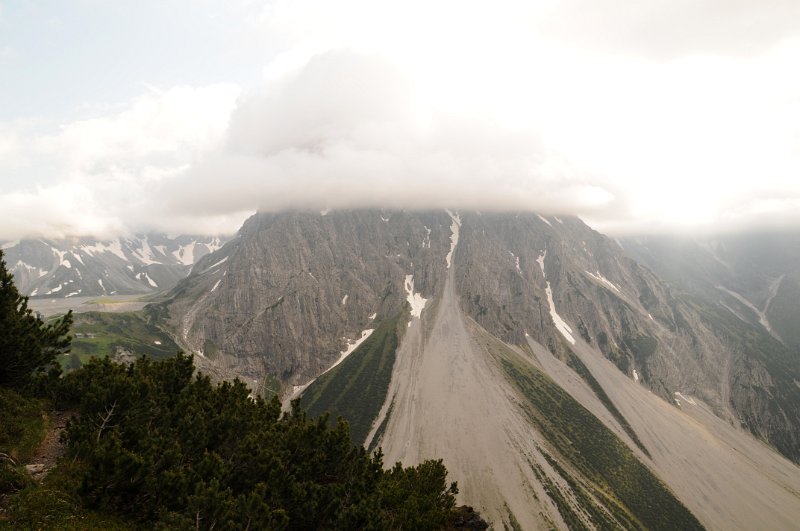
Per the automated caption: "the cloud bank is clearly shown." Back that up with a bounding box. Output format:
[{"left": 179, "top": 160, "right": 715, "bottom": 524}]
[{"left": 2, "top": 0, "right": 800, "bottom": 239}]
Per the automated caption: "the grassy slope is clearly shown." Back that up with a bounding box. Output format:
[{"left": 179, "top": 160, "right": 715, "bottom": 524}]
[
  {"left": 64, "top": 311, "right": 178, "bottom": 369},
  {"left": 563, "top": 350, "right": 651, "bottom": 458},
  {"left": 497, "top": 349, "right": 703, "bottom": 531},
  {"left": 300, "top": 312, "right": 402, "bottom": 445},
  {"left": 0, "top": 389, "right": 45, "bottom": 464}
]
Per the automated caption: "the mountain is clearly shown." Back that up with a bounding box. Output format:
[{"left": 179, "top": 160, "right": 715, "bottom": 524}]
[
  {"left": 1, "top": 235, "right": 228, "bottom": 299},
  {"left": 621, "top": 232, "right": 800, "bottom": 351},
  {"left": 152, "top": 210, "right": 800, "bottom": 529}
]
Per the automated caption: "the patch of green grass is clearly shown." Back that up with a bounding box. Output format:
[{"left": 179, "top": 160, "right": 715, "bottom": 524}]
[
  {"left": 367, "top": 399, "right": 394, "bottom": 453},
  {"left": 498, "top": 351, "right": 703, "bottom": 531},
  {"left": 0, "top": 388, "right": 45, "bottom": 463},
  {"left": 564, "top": 350, "right": 650, "bottom": 458},
  {"left": 2, "top": 462, "right": 134, "bottom": 530},
  {"left": 64, "top": 311, "right": 178, "bottom": 369},
  {"left": 528, "top": 459, "right": 589, "bottom": 531},
  {"left": 202, "top": 339, "right": 218, "bottom": 359},
  {"left": 258, "top": 373, "right": 283, "bottom": 399},
  {"left": 301, "top": 312, "right": 402, "bottom": 445},
  {"left": 503, "top": 503, "right": 523, "bottom": 531},
  {"left": 85, "top": 297, "right": 143, "bottom": 305},
  {"left": 539, "top": 448, "right": 624, "bottom": 530}
]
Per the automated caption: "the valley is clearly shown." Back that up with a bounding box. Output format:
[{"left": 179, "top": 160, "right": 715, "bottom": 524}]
[{"left": 28, "top": 293, "right": 149, "bottom": 318}]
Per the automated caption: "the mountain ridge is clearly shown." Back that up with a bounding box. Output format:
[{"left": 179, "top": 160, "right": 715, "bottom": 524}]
[
  {"left": 146, "top": 209, "right": 800, "bottom": 528},
  {"left": 1, "top": 234, "right": 229, "bottom": 299}
]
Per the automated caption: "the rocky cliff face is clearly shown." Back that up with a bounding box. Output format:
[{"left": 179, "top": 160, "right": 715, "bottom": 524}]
[
  {"left": 160, "top": 210, "right": 454, "bottom": 388},
  {"left": 157, "top": 210, "right": 800, "bottom": 465}
]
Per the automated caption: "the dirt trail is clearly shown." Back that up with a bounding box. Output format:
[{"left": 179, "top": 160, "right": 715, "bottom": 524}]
[
  {"left": 25, "top": 410, "right": 74, "bottom": 481},
  {"left": 530, "top": 333, "right": 800, "bottom": 530},
  {"left": 377, "top": 261, "right": 556, "bottom": 529}
]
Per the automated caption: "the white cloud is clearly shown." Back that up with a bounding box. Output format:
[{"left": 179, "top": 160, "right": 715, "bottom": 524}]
[
  {"left": 535, "top": 0, "right": 800, "bottom": 59},
  {"left": 36, "top": 84, "right": 239, "bottom": 174},
  {"left": 2, "top": 1, "right": 800, "bottom": 239},
  {"left": 0, "top": 84, "right": 241, "bottom": 240}
]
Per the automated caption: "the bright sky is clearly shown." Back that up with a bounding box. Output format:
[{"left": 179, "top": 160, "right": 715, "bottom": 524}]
[{"left": 1, "top": 0, "right": 799, "bottom": 239}]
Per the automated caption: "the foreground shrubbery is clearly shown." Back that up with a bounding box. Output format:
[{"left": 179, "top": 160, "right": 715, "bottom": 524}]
[
  {"left": 2, "top": 354, "right": 459, "bottom": 529},
  {"left": 55, "top": 354, "right": 458, "bottom": 529}
]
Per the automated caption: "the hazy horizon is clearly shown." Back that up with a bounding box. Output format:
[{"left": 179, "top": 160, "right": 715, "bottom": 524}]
[{"left": 2, "top": 1, "right": 799, "bottom": 240}]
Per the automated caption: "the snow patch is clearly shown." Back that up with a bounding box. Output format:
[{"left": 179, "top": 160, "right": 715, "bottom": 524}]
[
  {"left": 204, "top": 256, "right": 229, "bottom": 271},
  {"left": 154, "top": 340, "right": 162, "bottom": 345},
  {"left": 206, "top": 237, "right": 223, "bottom": 253},
  {"left": 136, "top": 272, "right": 158, "bottom": 288},
  {"left": 380, "top": 215, "right": 390, "bottom": 222},
  {"left": 82, "top": 239, "right": 127, "bottom": 261},
  {"left": 537, "top": 214, "right": 552, "bottom": 227},
  {"left": 326, "top": 329, "right": 375, "bottom": 375},
  {"left": 422, "top": 226, "right": 431, "bottom": 248},
  {"left": 633, "top": 369, "right": 640, "bottom": 382},
  {"left": 554, "top": 216, "right": 564, "bottom": 224},
  {"left": 172, "top": 243, "right": 196, "bottom": 266},
  {"left": 71, "top": 252, "right": 84, "bottom": 265},
  {"left": 404, "top": 275, "right": 428, "bottom": 319},
  {"left": 445, "top": 210, "right": 462, "bottom": 269},
  {"left": 52, "top": 248, "right": 71, "bottom": 268},
  {"left": 536, "top": 249, "right": 574, "bottom": 344},
  {"left": 536, "top": 250, "right": 547, "bottom": 277},
  {"left": 674, "top": 392, "right": 696, "bottom": 406},
  {"left": 544, "top": 281, "right": 575, "bottom": 345},
  {"left": 210, "top": 279, "right": 222, "bottom": 292},
  {"left": 13, "top": 261, "right": 47, "bottom": 278},
  {"left": 46, "top": 284, "right": 63, "bottom": 294},
  {"left": 97, "top": 279, "right": 106, "bottom": 292},
  {"left": 369, "top": 312, "right": 377, "bottom": 320},
  {"left": 320, "top": 209, "right": 330, "bottom": 216},
  {"left": 131, "top": 236, "right": 158, "bottom": 265},
  {"left": 509, "top": 251, "right": 522, "bottom": 275},
  {"left": 65, "top": 290, "right": 81, "bottom": 298},
  {"left": 341, "top": 294, "right": 348, "bottom": 306},
  {"left": 30, "top": 289, "right": 38, "bottom": 297},
  {"left": 585, "top": 270, "right": 621, "bottom": 293}
]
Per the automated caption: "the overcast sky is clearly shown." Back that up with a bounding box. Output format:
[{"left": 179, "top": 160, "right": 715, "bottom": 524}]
[{"left": 1, "top": 0, "right": 799, "bottom": 239}]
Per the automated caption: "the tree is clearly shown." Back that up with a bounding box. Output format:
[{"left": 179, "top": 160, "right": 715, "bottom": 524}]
[
  {"left": 57, "top": 353, "right": 462, "bottom": 529},
  {"left": 0, "top": 249, "right": 72, "bottom": 389}
]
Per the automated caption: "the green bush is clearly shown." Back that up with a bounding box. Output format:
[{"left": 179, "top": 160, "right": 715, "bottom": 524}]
[{"left": 50, "top": 353, "right": 458, "bottom": 530}]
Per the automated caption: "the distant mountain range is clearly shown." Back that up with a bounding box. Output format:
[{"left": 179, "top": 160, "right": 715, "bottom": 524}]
[{"left": 1, "top": 235, "right": 229, "bottom": 298}]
